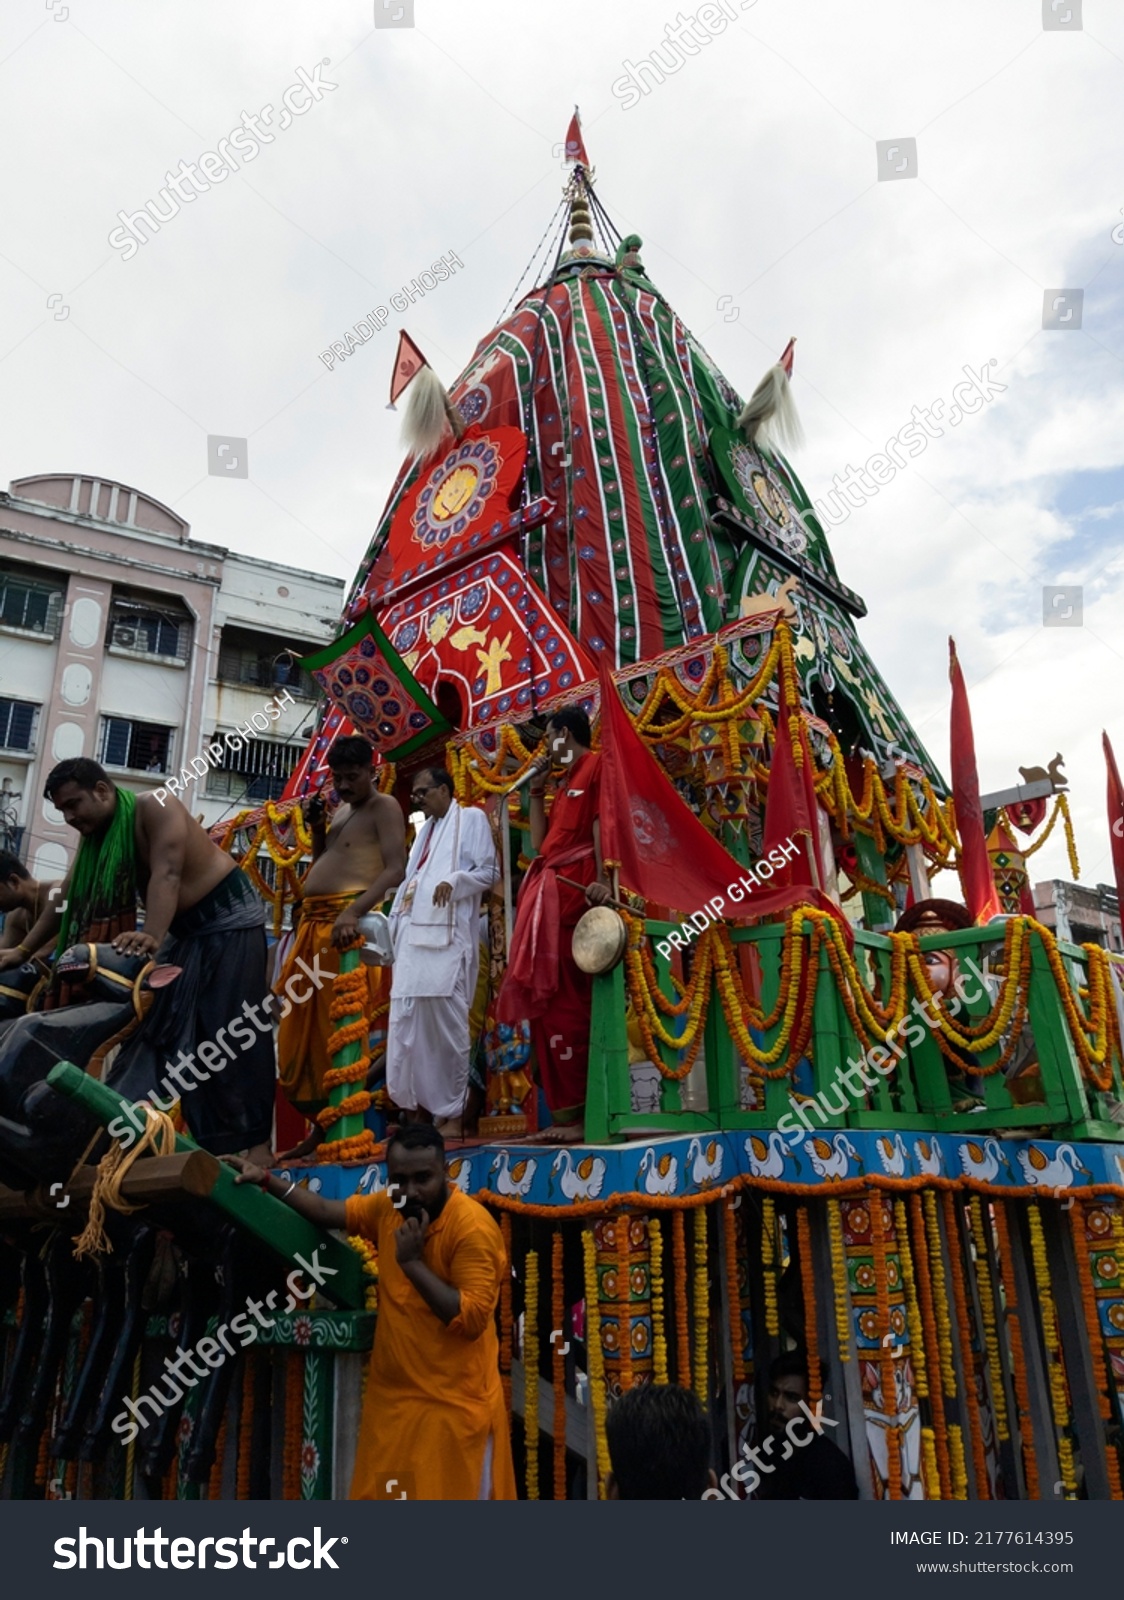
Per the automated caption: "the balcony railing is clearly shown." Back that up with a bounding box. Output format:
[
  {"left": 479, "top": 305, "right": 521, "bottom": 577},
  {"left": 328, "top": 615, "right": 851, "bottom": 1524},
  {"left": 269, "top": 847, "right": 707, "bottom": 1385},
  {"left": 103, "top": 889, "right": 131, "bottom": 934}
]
[{"left": 585, "top": 915, "right": 1124, "bottom": 1144}]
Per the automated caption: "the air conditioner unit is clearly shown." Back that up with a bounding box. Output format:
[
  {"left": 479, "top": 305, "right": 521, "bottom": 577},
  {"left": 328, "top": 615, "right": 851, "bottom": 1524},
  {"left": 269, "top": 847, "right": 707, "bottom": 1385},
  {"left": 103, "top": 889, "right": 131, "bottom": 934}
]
[{"left": 112, "top": 624, "right": 139, "bottom": 649}]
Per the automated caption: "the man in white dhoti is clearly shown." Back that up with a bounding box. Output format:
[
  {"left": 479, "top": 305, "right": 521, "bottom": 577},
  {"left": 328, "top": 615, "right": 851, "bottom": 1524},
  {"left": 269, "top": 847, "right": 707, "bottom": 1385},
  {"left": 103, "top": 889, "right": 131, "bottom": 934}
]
[{"left": 386, "top": 768, "right": 499, "bottom": 1138}]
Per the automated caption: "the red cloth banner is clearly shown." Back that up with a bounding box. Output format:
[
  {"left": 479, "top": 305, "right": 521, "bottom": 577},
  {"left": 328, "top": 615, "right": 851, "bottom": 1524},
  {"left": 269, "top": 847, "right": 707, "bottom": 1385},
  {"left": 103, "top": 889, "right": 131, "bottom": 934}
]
[
  {"left": 1104, "top": 731, "right": 1124, "bottom": 918},
  {"left": 597, "top": 662, "right": 842, "bottom": 927},
  {"left": 948, "top": 638, "right": 1002, "bottom": 924}
]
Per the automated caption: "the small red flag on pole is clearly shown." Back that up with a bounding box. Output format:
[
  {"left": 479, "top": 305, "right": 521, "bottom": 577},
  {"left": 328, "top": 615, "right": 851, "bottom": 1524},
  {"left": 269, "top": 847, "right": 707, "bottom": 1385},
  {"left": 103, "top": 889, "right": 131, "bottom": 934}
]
[
  {"left": 1103, "top": 731, "right": 1124, "bottom": 917},
  {"left": 563, "top": 108, "right": 590, "bottom": 167},
  {"left": 948, "top": 638, "right": 1002, "bottom": 924},
  {"left": 387, "top": 330, "right": 428, "bottom": 410}
]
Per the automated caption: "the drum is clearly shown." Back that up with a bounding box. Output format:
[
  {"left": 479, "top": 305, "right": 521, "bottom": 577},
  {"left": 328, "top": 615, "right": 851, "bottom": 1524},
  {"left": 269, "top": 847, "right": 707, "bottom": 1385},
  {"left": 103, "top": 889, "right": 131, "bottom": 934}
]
[{"left": 571, "top": 907, "right": 628, "bottom": 974}]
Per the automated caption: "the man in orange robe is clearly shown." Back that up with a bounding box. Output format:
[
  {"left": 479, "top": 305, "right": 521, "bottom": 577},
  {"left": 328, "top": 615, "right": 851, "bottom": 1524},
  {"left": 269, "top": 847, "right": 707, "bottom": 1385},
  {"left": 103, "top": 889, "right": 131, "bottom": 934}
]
[{"left": 228, "top": 1124, "right": 516, "bottom": 1501}]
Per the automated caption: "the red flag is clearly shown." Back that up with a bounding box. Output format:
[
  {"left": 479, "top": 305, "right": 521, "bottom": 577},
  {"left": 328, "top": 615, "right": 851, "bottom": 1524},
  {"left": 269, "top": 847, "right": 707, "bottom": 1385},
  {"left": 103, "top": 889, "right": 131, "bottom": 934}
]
[
  {"left": 779, "top": 336, "right": 796, "bottom": 377},
  {"left": 1104, "top": 731, "right": 1124, "bottom": 915},
  {"left": 563, "top": 109, "right": 589, "bottom": 166},
  {"left": 761, "top": 655, "right": 828, "bottom": 895},
  {"left": 387, "top": 330, "right": 428, "bottom": 408},
  {"left": 597, "top": 662, "right": 841, "bottom": 928},
  {"left": 948, "top": 639, "right": 1002, "bottom": 924}
]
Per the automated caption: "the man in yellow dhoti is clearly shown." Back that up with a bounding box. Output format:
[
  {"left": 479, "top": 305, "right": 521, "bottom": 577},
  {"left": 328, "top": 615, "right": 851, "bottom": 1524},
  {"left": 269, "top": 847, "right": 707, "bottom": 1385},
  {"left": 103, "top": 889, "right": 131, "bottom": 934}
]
[{"left": 275, "top": 737, "right": 405, "bottom": 1114}]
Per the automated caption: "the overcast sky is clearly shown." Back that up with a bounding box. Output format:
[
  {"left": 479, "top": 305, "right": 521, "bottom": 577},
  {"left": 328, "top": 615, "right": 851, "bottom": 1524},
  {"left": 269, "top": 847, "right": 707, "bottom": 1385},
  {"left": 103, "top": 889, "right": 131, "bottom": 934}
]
[{"left": 1, "top": 0, "right": 1121, "bottom": 891}]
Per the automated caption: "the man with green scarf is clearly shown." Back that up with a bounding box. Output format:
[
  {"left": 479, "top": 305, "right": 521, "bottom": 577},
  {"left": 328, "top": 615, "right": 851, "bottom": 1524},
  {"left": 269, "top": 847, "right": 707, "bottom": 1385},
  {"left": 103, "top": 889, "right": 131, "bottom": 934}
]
[{"left": 0, "top": 758, "right": 275, "bottom": 1163}]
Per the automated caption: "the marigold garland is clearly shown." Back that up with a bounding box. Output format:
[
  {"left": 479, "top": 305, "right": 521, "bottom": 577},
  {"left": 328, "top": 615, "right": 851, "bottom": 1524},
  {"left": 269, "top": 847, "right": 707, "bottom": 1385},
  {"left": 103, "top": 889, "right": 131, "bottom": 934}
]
[
  {"left": 946, "top": 1424, "right": 968, "bottom": 1501},
  {"left": 283, "top": 1350, "right": 303, "bottom": 1502},
  {"left": 317, "top": 944, "right": 375, "bottom": 1152},
  {"left": 348, "top": 1234, "right": 379, "bottom": 1312},
  {"left": 1014, "top": 791, "right": 1080, "bottom": 878},
  {"left": 827, "top": 1199, "right": 852, "bottom": 1363},
  {"left": 693, "top": 1205, "right": 710, "bottom": 1407},
  {"left": 318, "top": 1091, "right": 372, "bottom": 1129},
  {"left": 582, "top": 1229, "right": 611, "bottom": 1497},
  {"left": 897, "top": 1198, "right": 942, "bottom": 1500},
  {"left": 1027, "top": 1202, "right": 1078, "bottom": 1497},
  {"left": 672, "top": 1209, "right": 690, "bottom": 1386},
  {"left": 795, "top": 1206, "right": 821, "bottom": 1409},
  {"left": 761, "top": 1196, "right": 780, "bottom": 1337},
  {"left": 1068, "top": 1200, "right": 1124, "bottom": 1499},
  {"left": 314, "top": 1130, "right": 379, "bottom": 1163},
  {"left": 991, "top": 1201, "right": 1039, "bottom": 1499},
  {"left": 523, "top": 1247, "right": 540, "bottom": 1501},
  {"left": 616, "top": 1216, "right": 634, "bottom": 1392},
  {"left": 208, "top": 1411, "right": 227, "bottom": 1501},
  {"left": 922, "top": 1190, "right": 966, "bottom": 1497},
  {"left": 648, "top": 1216, "right": 670, "bottom": 1386},
  {"left": 724, "top": 1197, "right": 747, "bottom": 1388},
  {"left": 625, "top": 912, "right": 817, "bottom": 1080},
  {"left": 552, "top": 1229, "right": 567, "bottom": 1499},
  {"left": 941, "top": 1193, "right": 992, "bottom": 1499},
  {"left": 967, "top": 1198, "right": 1009, "bottom": 1444}
]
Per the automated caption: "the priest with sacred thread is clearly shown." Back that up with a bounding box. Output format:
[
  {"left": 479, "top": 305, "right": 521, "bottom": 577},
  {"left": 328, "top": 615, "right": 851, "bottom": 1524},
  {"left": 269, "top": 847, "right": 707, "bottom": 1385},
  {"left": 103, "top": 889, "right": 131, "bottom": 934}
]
[{"left": 385, "top": 767, "right": 498, "bottom": 1138}]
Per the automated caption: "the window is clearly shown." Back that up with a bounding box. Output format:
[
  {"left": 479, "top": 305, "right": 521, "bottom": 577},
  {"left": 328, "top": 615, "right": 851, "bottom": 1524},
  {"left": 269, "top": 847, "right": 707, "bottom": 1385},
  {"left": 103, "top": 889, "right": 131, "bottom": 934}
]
[
  {"left": 217, "top": 627, "right": 316, "bottom": 698},
  {"left": 206, "top": 735, "right": 304, "bottom": 803},
  {"left": 0, "top": 562, "right": 63, "bottom": 637},
  {"left": 99, "top": 717, "right": 173, "bottom": 773},
  {"left": 0, "top": 699, "right": 37, "bottom": 752},
  {"left": 106, "top": 592, "right": 191, "bottom": 663}
]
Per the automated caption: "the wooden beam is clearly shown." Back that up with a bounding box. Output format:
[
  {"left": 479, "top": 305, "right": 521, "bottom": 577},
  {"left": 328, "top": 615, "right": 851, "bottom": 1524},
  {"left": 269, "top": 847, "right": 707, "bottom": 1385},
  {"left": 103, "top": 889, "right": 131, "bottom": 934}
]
[
  {"left": 44, "top": 1061, "right": 366, "bottom": 1308},
  {"left": 0, "top": 1153, "right": 220, "bottom": 1222}
]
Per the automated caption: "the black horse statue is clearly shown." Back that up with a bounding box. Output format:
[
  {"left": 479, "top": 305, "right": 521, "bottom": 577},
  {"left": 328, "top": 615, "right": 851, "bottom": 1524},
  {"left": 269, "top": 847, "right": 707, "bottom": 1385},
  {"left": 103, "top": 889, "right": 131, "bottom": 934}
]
[{"left": 0, "top": 943, "right": 179, "bottom": 1191}]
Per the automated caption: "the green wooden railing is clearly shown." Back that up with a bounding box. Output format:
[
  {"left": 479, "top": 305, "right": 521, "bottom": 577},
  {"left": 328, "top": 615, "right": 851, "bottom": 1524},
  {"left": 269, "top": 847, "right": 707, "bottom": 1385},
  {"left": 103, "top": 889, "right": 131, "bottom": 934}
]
[{"left": 585, "top": 918, "right": 1124, "bottom": 1144}]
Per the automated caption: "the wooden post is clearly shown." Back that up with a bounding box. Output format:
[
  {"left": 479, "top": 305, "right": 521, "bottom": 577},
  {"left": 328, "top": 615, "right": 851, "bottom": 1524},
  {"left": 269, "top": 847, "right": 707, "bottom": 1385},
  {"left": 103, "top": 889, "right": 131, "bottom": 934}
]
[
  {"left": 501, "top": 793, "right": 515, "bottom": 956},
  {"left": 44, "top": 1062, "right": 367, "bottom": 1309},
  {"left": 905, "top": 843, "right": 930, "bottom": 903}
]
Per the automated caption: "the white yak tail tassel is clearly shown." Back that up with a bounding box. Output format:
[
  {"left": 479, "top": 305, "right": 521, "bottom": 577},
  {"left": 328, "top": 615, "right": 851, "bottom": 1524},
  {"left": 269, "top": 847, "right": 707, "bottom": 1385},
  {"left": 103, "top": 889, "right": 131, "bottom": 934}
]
[
  {"left": 737, "top": 363, "right": 804, "bottom": 456},
  {"left": 403, "top": 364, "right": 464, "bottom": 460}
]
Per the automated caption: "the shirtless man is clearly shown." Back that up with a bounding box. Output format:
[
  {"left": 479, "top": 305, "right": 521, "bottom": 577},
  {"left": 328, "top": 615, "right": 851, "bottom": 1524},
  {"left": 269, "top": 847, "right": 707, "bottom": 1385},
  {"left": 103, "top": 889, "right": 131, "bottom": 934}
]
[
  {"left": 0, "top": 852, "right": 59, "bottom": 962},
  {"left": 275, "top": 735, "right": 405, "bottom": 1115},
  {"left": 0, "top": 758, "right": 275, "bottom": 1162}
]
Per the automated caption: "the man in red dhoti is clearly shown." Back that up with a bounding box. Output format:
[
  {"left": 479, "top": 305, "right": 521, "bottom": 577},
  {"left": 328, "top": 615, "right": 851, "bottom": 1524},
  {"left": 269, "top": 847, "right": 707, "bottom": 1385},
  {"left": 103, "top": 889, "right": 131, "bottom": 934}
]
[{"left": 497, "top": 707, "right": 611, "bottom": 1143}]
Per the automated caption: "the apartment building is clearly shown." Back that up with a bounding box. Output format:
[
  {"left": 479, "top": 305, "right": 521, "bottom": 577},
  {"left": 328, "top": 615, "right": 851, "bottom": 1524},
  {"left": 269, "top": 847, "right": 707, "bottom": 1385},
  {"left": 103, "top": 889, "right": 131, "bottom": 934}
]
[
  {"left": 0, "top": 472, "right": 341, "bottom": 879},
  {"left": 1033, "top": 878, "right": 1122, "bottom": 953}
]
